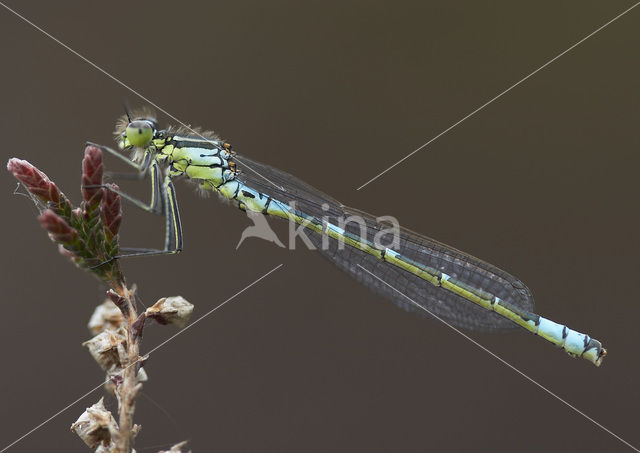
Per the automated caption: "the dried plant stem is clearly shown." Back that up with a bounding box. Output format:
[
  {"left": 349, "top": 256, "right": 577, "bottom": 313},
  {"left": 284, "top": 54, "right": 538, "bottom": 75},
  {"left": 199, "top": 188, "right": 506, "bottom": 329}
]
[
  {"left": 115, "top": 286, "right": 141, "bottom": 453},
  {"left": 10, "top": 149, "right": 193, "bottom": 452}
]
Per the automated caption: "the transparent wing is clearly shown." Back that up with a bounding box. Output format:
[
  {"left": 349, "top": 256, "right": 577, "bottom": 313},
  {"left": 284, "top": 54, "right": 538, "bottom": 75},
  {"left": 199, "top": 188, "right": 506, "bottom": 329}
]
[{"left": 234, "top": 155, "right": 535, "bottom": 332}]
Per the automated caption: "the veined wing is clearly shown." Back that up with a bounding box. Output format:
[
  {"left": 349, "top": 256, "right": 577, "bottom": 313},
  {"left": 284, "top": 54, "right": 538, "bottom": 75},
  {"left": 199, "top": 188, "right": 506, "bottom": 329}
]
[{"left": 234, "top": 154, "right": 535, "bottom": 332}]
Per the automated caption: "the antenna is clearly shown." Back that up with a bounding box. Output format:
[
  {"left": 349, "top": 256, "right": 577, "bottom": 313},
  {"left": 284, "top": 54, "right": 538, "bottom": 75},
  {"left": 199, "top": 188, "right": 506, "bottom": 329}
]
[{"left": 123, "top": 101, "right": 132, "bottom": 123}]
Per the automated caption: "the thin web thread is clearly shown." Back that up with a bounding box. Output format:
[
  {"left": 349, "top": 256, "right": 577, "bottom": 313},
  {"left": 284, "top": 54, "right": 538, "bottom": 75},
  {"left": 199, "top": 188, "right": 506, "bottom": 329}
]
[
  {"left": 356, "top": 1, "right": 640, "bottom": 190},
  {"left": 0, "top": 1, "right": 285, "bottom": 192}
]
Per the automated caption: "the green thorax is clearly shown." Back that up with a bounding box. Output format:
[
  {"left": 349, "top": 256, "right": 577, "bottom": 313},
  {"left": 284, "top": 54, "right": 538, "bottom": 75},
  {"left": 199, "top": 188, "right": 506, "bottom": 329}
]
[{"left": 129, "top": 131, "right": 238, "bottom": 189}]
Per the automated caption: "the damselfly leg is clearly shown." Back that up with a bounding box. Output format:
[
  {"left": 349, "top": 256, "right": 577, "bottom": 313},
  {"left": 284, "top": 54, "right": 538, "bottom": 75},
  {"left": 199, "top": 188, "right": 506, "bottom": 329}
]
[
  {"left": 87, "top": 141, "right": 151, "bottom": 172},
  {"left": 84, "top": 142, "right": 183, "bottom": 262}
]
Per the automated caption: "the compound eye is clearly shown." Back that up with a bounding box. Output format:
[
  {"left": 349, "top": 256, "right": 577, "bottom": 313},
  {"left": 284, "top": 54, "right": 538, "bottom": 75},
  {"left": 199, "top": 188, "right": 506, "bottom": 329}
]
[{"left": 125, "top": 120, "right": 154, "bottom": 147}]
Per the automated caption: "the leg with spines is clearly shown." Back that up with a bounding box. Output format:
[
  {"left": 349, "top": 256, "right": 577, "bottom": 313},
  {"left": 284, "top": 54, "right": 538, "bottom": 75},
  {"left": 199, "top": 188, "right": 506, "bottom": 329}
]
[{"left": 84, "top": 142, "right": 183, "bottom": 262}]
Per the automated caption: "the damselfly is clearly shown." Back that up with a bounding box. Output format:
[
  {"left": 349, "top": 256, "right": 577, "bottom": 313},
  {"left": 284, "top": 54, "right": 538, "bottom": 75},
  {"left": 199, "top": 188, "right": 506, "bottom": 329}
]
[{"left": 90, "top": 108, "right": 606, "bottom": 366}]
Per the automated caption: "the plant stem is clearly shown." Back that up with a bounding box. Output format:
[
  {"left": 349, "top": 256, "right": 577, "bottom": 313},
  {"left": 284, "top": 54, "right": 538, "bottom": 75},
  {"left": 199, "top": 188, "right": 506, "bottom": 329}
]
[{"left": 115, "top": 285, "right": 141, "bottom": 453}]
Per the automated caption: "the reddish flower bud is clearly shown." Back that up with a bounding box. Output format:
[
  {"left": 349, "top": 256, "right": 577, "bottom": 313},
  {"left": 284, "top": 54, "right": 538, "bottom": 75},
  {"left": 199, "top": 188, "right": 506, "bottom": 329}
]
[
  {"left": 81, "top": 146, "right": 104, "bottom": 206},
  {"left": 106, "top": 289, "right": 129, "bottom": 318},
  {"left": 7, "top": 158, "right": 61, "bottom": 205},
  {"left": 38, "top": 209, "right": 78, "bottom": 243},
  {"left": 100, "top": 184, "right": 122, "bottom": 238},
  {"left": 131, "top": 313, "right": 147, "bottom": 342}
]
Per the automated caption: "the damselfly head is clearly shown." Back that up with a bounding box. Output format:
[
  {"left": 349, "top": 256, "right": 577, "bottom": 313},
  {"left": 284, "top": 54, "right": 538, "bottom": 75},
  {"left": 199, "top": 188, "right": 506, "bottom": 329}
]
[
  {"left": 124, "top": 119, "right": 156, "bottom": 148},
  {"left": 114, "top": 107, "right": 159, "bottom": 150}
]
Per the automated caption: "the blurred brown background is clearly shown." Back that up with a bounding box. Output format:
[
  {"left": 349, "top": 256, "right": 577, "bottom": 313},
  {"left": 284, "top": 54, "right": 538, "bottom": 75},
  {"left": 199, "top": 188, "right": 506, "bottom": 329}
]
[{"left": 1, "top": 1, "right": 639, "bottom": 452}]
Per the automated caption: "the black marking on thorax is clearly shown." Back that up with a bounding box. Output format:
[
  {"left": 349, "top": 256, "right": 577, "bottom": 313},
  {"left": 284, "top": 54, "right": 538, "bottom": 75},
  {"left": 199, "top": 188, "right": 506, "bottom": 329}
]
[{"left": 263, "top": 197, "right": 273, "bottom": 214}]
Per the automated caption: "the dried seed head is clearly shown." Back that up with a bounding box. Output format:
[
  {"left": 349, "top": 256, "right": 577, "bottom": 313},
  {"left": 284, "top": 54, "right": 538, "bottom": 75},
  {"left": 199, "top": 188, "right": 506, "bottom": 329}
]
[
  {"left": 137, "top": 367, "right": 149, "bottom": 383},
  {"left": 145, "top": 296, "right": 194, "bottom": 328},
  {"left": 88, "top": 299, "right": 125, "bottom": 335},
  {"left": 7, "top": 158, "right": 62, "bottom": 205},
  {"left": 105, "top": 366, "right": 148, "bottom": 395},
  {"left": 70, "top": 397, "right": 118, "bottom": 449},
  {"left": 83, "top": 328, "right": 127, "bottom": 371},
  {"left": 81, "top": 146, "right": 104, "bottom": 206}
]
